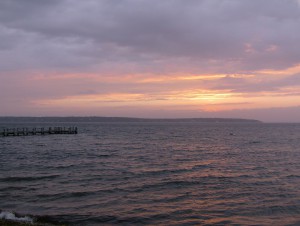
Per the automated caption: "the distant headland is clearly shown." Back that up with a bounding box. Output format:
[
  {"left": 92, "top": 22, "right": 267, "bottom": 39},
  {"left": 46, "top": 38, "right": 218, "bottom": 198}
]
[{"left": 0, "top": 117, "right": 261, "bottom": 123}]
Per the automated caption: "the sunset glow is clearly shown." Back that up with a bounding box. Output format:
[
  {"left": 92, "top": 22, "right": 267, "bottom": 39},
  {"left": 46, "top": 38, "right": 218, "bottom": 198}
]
[{"left": 1, "top": 0, "right": 300, "bottom": 122}]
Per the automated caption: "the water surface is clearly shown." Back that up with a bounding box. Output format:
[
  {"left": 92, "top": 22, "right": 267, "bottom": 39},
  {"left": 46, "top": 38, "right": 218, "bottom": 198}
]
[{"left": 1, "top": 122, "right": 300, "bottom": 225}]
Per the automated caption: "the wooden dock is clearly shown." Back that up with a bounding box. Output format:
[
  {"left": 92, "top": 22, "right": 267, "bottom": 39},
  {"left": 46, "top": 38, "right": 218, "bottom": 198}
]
[{"left": 0, "top": 127, "right": 78, "bottom": 137}]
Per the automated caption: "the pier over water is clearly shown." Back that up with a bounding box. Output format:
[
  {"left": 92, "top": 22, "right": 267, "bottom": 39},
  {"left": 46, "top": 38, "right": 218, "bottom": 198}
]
[{"left": 0, "top": 127, "right": 78, "bottom": 137}]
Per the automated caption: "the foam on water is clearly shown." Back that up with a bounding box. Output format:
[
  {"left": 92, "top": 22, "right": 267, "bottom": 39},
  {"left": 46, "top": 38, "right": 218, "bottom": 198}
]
[{"left": 0, "top": 211, "right": 33, "bottom": 223}]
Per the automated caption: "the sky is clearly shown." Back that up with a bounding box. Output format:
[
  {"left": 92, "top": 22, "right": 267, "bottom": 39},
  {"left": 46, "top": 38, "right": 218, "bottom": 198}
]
[{"left": 1, "top": 0, "right": 300, "bottom": 122}]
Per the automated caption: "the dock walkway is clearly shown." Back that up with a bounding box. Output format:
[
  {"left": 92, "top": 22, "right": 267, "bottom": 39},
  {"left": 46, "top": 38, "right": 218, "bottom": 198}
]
[{"left": 0, "top": 127, "right": 78, "bottom": 137}]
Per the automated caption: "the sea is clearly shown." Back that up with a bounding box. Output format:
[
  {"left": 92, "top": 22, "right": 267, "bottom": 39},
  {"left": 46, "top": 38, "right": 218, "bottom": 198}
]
[{"left": 1, "top": 119, "right": 300, "bottom": 225}]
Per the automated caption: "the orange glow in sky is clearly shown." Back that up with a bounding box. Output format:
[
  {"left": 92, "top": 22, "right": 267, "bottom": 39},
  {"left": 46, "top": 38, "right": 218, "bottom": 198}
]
[{"left": 1, "top": 1, "right": 300, "bottom": 122}]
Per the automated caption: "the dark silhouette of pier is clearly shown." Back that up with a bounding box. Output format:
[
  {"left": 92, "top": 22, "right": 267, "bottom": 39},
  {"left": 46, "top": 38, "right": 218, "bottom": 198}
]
[{"left": 0, "top": 127, "right": 78, "bottom": 137}]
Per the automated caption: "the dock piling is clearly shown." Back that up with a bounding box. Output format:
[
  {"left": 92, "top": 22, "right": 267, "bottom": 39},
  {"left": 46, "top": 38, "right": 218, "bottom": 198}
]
[{"left": 0, "top": 127, "right": 78, "bottom": 137}]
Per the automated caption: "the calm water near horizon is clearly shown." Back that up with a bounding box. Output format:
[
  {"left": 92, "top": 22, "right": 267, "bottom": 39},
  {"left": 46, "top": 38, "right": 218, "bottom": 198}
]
[{"left": 1, "top": 121, "right": 300, "bottom": 225}]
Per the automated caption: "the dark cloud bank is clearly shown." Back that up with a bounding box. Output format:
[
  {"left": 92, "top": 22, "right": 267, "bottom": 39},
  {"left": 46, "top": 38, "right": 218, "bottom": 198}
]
[{"left": 1, "top": 0, "right": 300, "bottom": 73}]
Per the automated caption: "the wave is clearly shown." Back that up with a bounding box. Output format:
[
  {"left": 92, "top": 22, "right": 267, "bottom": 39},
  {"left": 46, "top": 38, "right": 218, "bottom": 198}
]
[
  {"left": 0, "top": 175, "right": 60, "bottom": 182},
  {"left": 0, "top": 210, "right": 159, "bottom": 225},
  {"left": 0, "top": 211, "right": 33, "bottom": 223},
  {"left": 0, "top": 210, "right": 69, "bottom": 225}
]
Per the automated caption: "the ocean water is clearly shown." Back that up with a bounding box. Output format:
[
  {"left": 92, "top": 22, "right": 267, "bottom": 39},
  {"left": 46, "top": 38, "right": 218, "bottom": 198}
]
[{"left": 1, "top": 121, "right": 300, "bottom": 225}]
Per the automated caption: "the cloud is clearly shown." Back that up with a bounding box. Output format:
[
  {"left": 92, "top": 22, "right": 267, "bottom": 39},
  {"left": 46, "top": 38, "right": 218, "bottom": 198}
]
[
  {"left": 1, "top": 0, "right": 300, "bottom": 120},
  {"left": 1, "top": 0, "right": 300, "bottom": 74}
]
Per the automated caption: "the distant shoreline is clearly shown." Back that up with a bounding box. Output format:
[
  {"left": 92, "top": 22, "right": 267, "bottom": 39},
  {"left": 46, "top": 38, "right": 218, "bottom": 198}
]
[{"left": 0, "top": 116, "right": 261, "bottom": 123}]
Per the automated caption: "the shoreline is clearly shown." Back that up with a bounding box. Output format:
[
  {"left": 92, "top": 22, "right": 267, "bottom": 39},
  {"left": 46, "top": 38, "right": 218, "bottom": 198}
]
[{"left": 0, "top": 219, "right": 67, "bottom": 226}]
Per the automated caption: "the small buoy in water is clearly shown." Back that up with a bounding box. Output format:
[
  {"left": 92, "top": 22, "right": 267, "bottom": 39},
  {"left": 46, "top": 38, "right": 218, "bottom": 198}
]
[{"left": 230, "top": 133, "right": 235, "bottom": 136}]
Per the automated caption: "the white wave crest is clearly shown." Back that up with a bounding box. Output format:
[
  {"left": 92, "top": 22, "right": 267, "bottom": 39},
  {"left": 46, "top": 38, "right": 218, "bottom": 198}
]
[{"left": 0, "top": 211, "right": 33, "bottom": 223}]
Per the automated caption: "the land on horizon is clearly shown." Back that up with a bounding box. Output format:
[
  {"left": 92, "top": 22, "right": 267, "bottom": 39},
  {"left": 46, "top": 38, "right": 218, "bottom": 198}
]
[{"left": 0, "top": 116, "right": 261, "bottom": 123}]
